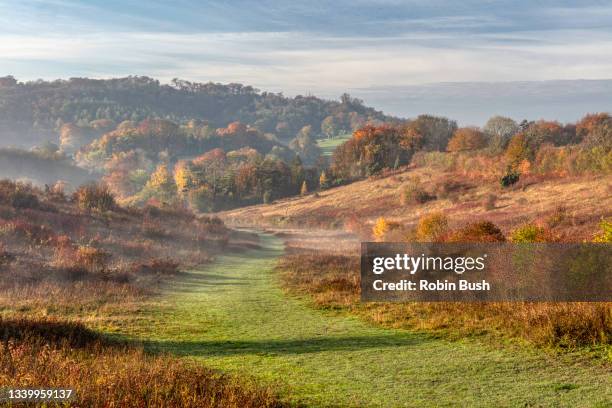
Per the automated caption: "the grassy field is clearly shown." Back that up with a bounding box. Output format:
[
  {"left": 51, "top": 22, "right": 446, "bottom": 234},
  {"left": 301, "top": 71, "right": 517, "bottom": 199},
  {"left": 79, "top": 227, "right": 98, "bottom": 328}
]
[
  {"left": 317, "top": 134, "right": 351, "bottom": 156},
  {"left": 117, "top": 232, "right": 611, "bottom": 407}
]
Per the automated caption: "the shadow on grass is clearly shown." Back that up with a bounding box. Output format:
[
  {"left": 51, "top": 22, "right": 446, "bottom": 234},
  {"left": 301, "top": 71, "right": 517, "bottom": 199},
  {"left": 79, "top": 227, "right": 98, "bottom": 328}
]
[
  {"left": 141, "top": 333, "right": 431, "bottom": 357},
  {"left": 169, "top": 271, "right": 248, "bottom": 292}
]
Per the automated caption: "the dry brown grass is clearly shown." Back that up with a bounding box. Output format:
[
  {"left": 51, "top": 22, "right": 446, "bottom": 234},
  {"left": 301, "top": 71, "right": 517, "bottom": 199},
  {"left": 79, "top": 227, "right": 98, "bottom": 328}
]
[
  {"left": 276, "top": 233, "right": 612, "bottom": 351},
  {"left": 0, "top": 317, "right": 284, "bottom": 408}
]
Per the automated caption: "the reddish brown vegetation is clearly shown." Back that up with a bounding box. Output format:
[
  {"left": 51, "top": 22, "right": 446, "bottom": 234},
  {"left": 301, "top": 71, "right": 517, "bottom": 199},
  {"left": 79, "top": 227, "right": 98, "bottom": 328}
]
[
  {"left": 0, "top": 180, "right": 229, "bottom": 310},
  {"left": 0, "top": 318, "right": 284, "bottom": 408}
]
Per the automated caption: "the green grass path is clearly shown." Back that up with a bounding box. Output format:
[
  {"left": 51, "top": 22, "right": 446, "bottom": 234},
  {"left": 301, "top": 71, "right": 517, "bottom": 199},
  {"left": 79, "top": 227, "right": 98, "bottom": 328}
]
[{"left": 126, "top": 233, "right": 611, "bottom": 407}]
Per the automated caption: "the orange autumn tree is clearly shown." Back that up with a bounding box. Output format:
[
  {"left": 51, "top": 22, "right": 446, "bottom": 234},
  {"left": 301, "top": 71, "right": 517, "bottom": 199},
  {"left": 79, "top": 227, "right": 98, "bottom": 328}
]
[
  {"left": 447, "top": 127, "right": 487, "bottom": 152},
  {"left": 576, "top": 113, "right": 610, "bottom": 140},
  {"left": 332, "top": 124, "right": 423, "bottom": 181}
]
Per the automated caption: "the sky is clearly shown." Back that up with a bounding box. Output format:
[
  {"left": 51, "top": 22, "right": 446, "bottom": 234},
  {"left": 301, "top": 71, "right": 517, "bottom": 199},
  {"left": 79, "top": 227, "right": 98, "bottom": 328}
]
[{"left": 1, "top": 1, "right": 612, "bottom": 122}]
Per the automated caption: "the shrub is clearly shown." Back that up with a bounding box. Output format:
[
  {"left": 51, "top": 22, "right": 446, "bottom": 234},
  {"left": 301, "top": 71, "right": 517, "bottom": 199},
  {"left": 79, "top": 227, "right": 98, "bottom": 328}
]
[
  {"left": 0, "top": 180, "right": 19, "bottom": 206},
  {"left": 372, "top": 217, "right": 399, "bottom": 242},
  {"left": 73, "top": 183, "right": 116, "bottom": 212},
  {"left": 593, "top": 218, "right": 612, "bottom": 243},
  {"left": 0, "top": 243, "right": 14, "bottom": 265},
  {"left": 0, "top": 180, "right": 42, "bottom": 210},
  {"left": 433, "top": 179, "right": 472, "bottom": 199},
  {"left": 400, "top": 179, "right": 434, "bottom": 205},
  {"left": 505, "top": 133, "right": 531, "bottom": 165},
  {"left": 415, "top": 212, "right": 449, "bottom": 242},
  {"left": 545, "top": 205, "right": 568, "bottom": 228},
  {"left": 510, "top": 223, "right": 555, "bottom": 243},
  {"left": 319, "top": 171, "right": 330, "bottom": 190},
  {"left": 500, "top": 170, "right": 519, "bottom": 187},
  {"left": 76, "top": 246, "right": 111, "bottom": 273},
  {"left": 448, "top": 221, "right": 505, "bottom": 242}
]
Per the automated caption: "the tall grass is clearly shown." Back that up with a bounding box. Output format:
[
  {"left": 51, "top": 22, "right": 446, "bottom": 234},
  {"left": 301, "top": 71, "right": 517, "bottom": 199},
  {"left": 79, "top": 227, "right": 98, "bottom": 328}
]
[{"left": 0, "top": 318, "right": 284, "bottom": 408}]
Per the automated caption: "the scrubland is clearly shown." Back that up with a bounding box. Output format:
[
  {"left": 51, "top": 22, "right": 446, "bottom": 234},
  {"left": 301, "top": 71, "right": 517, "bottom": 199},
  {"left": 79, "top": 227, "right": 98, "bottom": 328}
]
[{"left": 0, "top": 180, "right": 283, "bottom": 407}]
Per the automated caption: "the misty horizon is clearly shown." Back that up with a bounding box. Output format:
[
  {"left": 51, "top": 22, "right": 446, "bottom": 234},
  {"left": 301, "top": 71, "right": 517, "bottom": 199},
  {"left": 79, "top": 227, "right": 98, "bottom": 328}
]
[{"left": 3, "top": 74, "right": 611, "bottom": 125}]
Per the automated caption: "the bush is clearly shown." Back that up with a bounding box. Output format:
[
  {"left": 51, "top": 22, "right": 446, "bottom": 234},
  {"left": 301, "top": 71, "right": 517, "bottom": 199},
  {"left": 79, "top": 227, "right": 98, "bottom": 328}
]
[
  {"left": 73, "top": 183, "right": 116, "bottom": 212},
  {"left": 372, "top": 217, "right": 400, "bottom": 242},
  {"left": 433, "top": 179, "right": 472, "bottom": 199},
  {"left": 76, "top": 246, "right": 111, "bottom": 273},
  {"left": 400, "top": 179, "right": 434, "bottom": 205},
  {"left": 510, "top": 223, "right": 555, "bottom": 243},
  {"left": 448, "top": 221, "right": 505, "bottom": 242},
  {"left": 593, "top": 218, "right": 612, "bottom": 243},
  {"left": 0, "top": 179, "right": 17, "bottom": 201},
  {"left": 545, "top": 205, "right": 568, "bottom": 228},
  {"left": 415, "top": 212, "right": 449, "bottom": 242},
  {"left": 500, "top": 170, "right": 519, "bottom": 187}
]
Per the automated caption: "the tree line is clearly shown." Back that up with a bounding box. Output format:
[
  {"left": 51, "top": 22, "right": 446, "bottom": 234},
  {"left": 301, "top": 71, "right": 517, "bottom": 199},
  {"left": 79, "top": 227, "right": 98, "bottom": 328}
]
[{"left": 0, "top": 75, "right": 396, "bottom": 148}]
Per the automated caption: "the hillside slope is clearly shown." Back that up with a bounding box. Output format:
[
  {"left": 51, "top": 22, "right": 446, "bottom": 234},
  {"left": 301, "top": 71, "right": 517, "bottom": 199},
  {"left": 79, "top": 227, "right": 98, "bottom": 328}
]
[{"left": 220, "top": 166, "right": 612, "bottom": 241}]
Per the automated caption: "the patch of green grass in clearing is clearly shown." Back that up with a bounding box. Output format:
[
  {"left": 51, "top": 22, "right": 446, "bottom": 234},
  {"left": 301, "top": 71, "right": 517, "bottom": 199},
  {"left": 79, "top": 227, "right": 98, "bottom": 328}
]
[
  {"left": 317, "top": 134, "right": 351, "bottom": 156},
  {"left": 120, "top": 233, "right": 611, "bottom": 407}
]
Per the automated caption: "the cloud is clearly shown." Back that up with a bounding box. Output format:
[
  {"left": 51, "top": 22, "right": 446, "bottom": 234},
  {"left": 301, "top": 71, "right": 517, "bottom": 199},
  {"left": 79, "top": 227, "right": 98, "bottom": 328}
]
[{"left": 0, "top": 0, "right": 611, "bottom": 109}]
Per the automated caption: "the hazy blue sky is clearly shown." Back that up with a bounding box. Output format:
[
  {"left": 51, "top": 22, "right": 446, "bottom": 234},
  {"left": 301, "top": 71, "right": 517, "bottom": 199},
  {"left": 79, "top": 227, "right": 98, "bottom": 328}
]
[{"left": 1, "top": 1, "right": 612, "bottom": 121}]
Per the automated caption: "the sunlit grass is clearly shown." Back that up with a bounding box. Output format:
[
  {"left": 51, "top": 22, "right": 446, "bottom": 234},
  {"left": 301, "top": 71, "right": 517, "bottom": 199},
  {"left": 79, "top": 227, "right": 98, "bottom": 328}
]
[{"left": 115, "top": 233, "right": 611, "bottom": 407}]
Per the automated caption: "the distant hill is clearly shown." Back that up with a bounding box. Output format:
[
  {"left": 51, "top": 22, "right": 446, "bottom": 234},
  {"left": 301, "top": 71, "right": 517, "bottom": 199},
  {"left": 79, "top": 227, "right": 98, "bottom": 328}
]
[
  {"left": 354, "top": 80, "right": 612, "bottom": 126},
  {"left": 0, "top": 76, "right": 397, "bottom": 148}
]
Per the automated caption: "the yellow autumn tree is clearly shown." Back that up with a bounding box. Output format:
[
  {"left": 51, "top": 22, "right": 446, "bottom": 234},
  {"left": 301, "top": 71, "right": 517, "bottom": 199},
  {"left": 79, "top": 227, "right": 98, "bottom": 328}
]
[
  {"left": 372, "top": 217, "right": 390, "bottom": 242},
  {"left": 300, "top": 180, "right": 308, "bottom": 196},
  {"left": 174, "top": 161, "right": 193, "bottom": 193},
  {"left": 146, "top": 164, "right": 176, "bottom": 200},
  {"left": 319, "top": 171, "right": 329, "bottom": 189}
]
